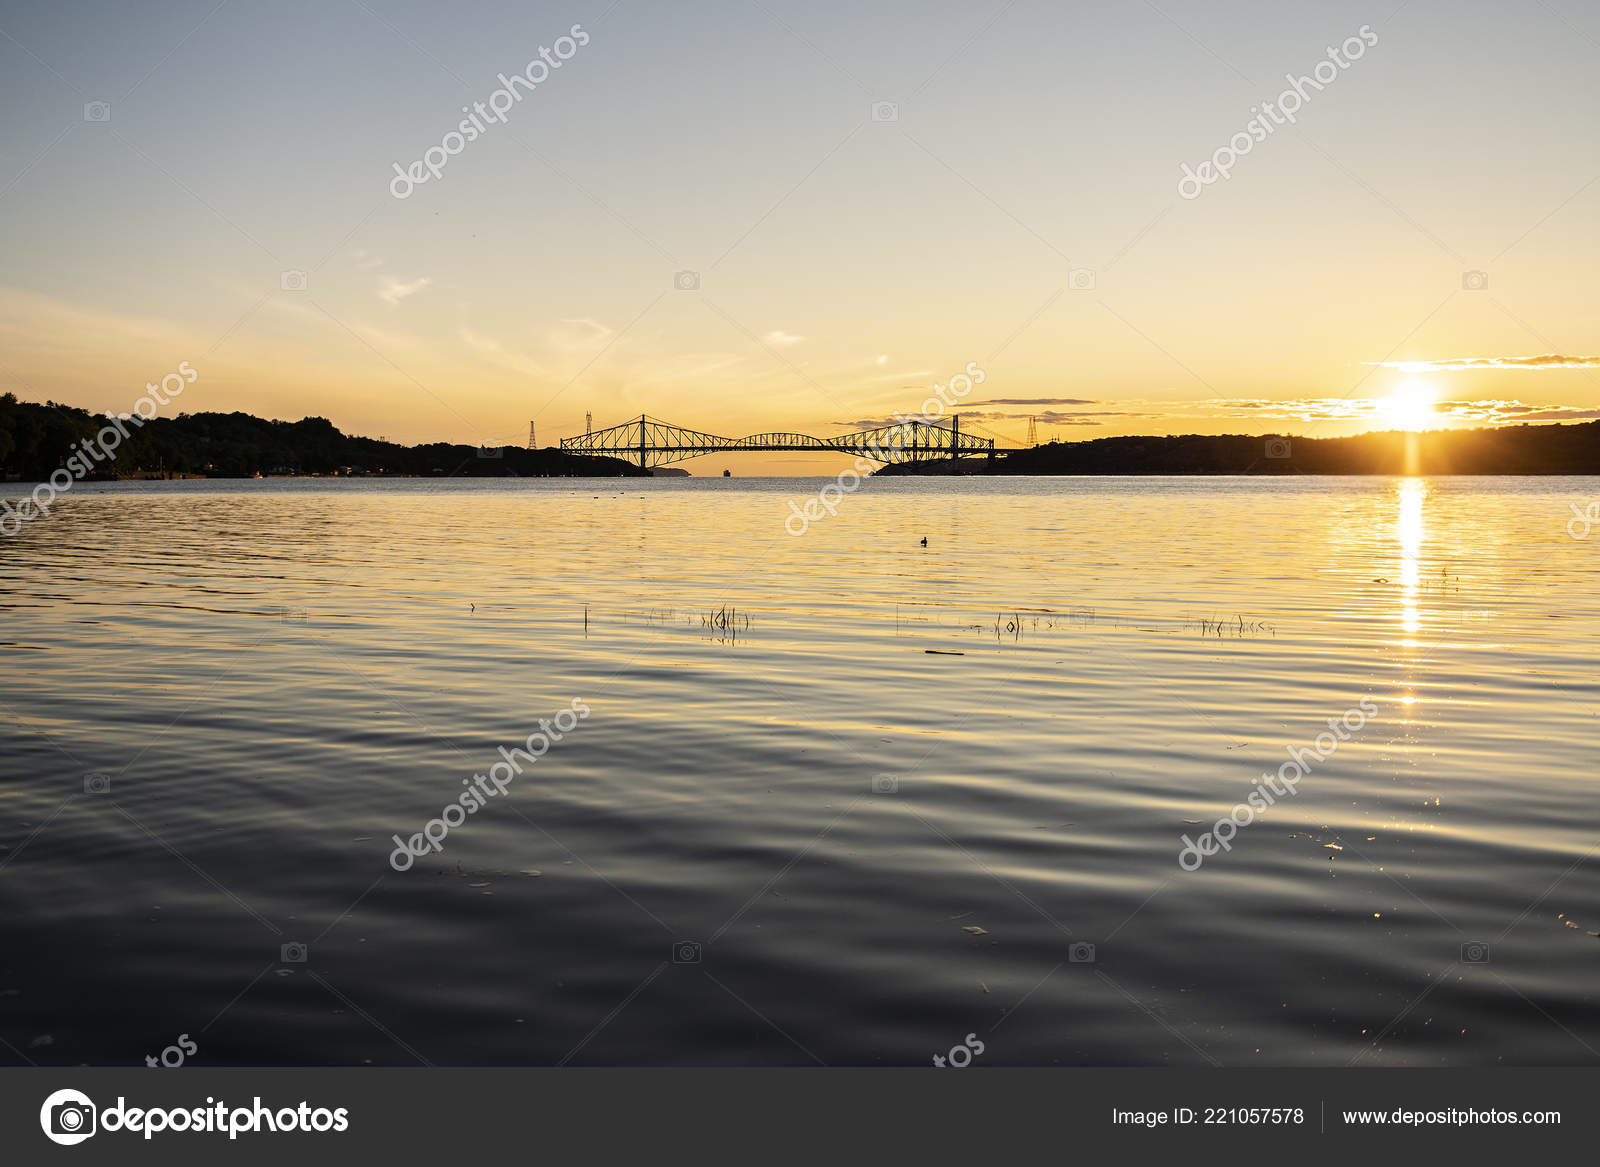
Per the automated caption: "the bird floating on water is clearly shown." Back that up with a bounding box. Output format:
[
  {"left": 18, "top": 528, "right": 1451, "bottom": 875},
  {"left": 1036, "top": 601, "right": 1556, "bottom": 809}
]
[{"left": 920, "top": 537, "right": 928, "bottom": 546}]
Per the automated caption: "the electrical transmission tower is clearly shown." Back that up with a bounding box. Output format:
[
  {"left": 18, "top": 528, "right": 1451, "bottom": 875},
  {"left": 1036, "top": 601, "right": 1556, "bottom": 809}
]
[{"left": 527, "top": 421, "right": 536, "bottom": 449}]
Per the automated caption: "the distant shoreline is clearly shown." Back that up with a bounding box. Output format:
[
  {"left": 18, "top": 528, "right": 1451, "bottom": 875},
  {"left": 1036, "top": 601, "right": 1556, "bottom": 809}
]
[
  {"left": 6, "top": 393, "right": 1599, "bottom": 480},
  {"left": 0, "top": 393, "right": 644, "bottom": 482},
  {"left": 8, "top": 470, "right": 1600, "bottom": 491},
  {"left": 876, "top": 421, "right": 1600, "bottom": 477}
]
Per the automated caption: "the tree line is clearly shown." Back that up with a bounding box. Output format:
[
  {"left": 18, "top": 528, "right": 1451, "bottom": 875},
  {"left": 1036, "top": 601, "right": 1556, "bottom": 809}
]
[
  {"left": 0, "top": 394, "right": 643, "bottom": 479},
  {"left": 877, "top": 422, "right": 1600, "bottom": 475}
]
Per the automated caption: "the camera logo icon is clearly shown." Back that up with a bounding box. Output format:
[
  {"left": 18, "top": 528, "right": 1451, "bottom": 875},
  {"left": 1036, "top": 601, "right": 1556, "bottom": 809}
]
[
  {"left": 1265, "top": 438, "right": 1291, "bottom": 459},
  {"left": 476, "top": 444, "right": 505, "bottom": 460},
  {"left": 871, "top": 101, "right": 899, "bottom": 122},
  {"left": 672, "top": 940, "right": 702, "bottom": 964},
  {"left": 673, "top": 270, "right": 700, "bottom": 291},
  {"left": 1461, "top": 940, "right": 1490, "bottom": 964},
  {"left": 1461, "top": 269, "right": 1489, "bottom": 291},
  {"left": 83, "top": 773, "right": 111, "bottom": 795},
  {"left": 1068, "top": 267, "right": 1097, "bottom": 291},
  {"left": 1068, "top": 941, "right": 1096, "bottom": 963},
  {"left": 870, "top": 773, "right": 898, "bottom": 795},
  {"left": 82, "top": 101, "right": 111, "bottom": 123},
  {"left": 280, "top": 941, "right": 308, "bottom": 963},
  {"left": 280, "top": 269, "right": 308, "bottom": 292},
  {"left": 40, "top": 1089, "right": 97, "bottom": 1145}
]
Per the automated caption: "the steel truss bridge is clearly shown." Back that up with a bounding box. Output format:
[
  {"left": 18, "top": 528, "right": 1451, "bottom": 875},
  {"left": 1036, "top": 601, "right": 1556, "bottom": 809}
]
[{"left": 560, "top": 414, "right": 997, "bottom": 469}]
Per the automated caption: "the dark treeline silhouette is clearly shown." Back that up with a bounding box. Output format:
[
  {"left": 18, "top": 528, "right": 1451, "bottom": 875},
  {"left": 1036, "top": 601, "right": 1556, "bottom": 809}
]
[
  {"left": 877, "top": 422, "right": 1600, "bottom": 475},
  {"left": 0, "top": 394, "right": 645, "bottom": 479}
]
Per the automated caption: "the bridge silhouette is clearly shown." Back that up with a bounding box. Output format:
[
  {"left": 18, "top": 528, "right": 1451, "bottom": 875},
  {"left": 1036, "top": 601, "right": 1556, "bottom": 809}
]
[{"left": 559, "top": 414, "right": 1004, "bottom": 469}]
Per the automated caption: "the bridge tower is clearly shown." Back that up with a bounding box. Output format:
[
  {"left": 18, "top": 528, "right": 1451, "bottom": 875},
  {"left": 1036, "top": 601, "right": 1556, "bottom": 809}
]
[
  {"left": 586, "top": 412, "right": 593, "bottom": 436},
  {"left": 1027, "top": 415, "right": 1037, "bottom": 446}
]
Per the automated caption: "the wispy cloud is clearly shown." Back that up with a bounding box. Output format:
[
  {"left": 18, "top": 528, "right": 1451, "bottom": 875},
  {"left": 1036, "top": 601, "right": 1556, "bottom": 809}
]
[
  {"left": 1433, "top": 400, "right": 1600, "bottom": 422},
  {"left": 833, "top": 417, "right": 911, "bottom": 429},
  {"left": 549, "top": 317, "right": 614, "bottom": 351},
  {"left": 1188, "top": 398, "right": 1383, "bottom": 421},
  {"left": 457, "top": 327, "right": 551, "bottom": 379},
  {"left": 763, "top": 330, "right": 804, "bottom": 347},
  {"left": 973, "top": 397, "right": 1100, "bottom": 406},
  {"left": 1369, "top": 354, "right": 1600, "bottom": 372},
  {"left": 378, "top": 276, "right": 431, "bottom": 306},
  {"left": 966, "top": 409, "right": 1155, "bottom": 424},
  {"left": 1186, "top": 396, "right": 1600, "bottom": 426},
  {"left": 830, "top": 408, "right": 1147, "bottom": 429}
]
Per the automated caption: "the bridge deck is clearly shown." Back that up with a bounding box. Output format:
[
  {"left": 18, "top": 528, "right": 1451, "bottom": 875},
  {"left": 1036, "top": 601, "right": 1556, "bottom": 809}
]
[{"left": 560, "top": 414, "right": 1002, "bottom": 469}]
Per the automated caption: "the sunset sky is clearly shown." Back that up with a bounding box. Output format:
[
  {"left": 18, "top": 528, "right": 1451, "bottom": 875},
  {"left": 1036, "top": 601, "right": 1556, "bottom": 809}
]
[{"left": 1, "top": 0, "right": 1598, "bottom": 471}]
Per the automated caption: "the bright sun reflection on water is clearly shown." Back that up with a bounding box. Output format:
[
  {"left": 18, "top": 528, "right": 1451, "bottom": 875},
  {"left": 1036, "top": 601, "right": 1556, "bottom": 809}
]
[{"left": 1396, "top": 480, "right": 1426, "bottom": 691}]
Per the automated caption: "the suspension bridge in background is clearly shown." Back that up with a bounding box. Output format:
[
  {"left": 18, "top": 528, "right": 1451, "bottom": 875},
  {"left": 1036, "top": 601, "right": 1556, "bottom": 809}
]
[{"left": 559, "top": 414, "right": 1019, "bottom": 469}]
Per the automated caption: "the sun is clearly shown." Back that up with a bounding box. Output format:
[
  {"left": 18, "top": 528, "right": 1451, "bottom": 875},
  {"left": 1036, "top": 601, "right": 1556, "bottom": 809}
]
[{"left": 1384, "top": 380, "right": 1437, "bottom": 431}]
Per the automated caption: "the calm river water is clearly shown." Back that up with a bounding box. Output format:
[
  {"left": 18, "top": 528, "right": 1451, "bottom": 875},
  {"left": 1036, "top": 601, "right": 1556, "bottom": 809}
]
[{"left": 1, "top": 475, "right": 1597, "bottom": 1065}]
